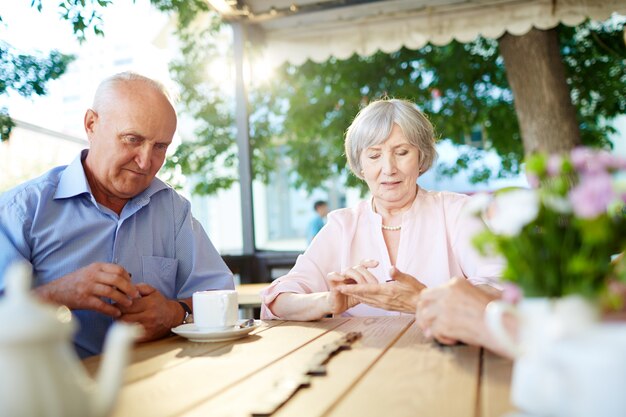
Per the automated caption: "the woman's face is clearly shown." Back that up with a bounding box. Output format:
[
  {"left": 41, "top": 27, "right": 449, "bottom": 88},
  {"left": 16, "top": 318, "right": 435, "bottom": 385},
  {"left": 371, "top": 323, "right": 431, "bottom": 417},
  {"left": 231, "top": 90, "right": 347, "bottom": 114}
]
[{"left": 360, "top": 124, "right": 421, "bottom": 208}]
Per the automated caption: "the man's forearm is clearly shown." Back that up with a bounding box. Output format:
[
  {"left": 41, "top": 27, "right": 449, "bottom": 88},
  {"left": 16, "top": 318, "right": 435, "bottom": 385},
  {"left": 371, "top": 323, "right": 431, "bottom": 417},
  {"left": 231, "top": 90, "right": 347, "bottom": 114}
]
[{"left": 32, "top": 282, "right": 60, "bottom": 305}]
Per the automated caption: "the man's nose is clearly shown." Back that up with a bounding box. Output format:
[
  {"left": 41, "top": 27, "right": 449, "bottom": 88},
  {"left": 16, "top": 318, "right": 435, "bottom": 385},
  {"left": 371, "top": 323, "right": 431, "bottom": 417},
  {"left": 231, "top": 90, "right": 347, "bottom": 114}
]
[{"left": 135, "top": 144, "right": 151, "bottom": 171}]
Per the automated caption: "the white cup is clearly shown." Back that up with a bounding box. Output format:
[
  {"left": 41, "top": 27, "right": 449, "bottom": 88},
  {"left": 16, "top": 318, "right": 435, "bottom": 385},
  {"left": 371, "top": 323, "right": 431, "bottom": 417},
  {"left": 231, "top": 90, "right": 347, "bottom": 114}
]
[
  {"left": 192, "top": 290, "right": 238, "bottom": 331},
  {"left": 542, "top": 324, "right": 626, "bottom": 417},
  {"left": 485, "top": 296, "right": 597, "bottom": 358},
  {"left": 485, "top": 297, "right": 626, "bottom": 417}
]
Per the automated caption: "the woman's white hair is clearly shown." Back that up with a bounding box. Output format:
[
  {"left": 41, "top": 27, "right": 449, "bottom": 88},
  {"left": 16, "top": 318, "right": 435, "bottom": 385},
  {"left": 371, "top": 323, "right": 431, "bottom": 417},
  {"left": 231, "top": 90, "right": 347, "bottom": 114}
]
[{"left": 344, "top": 98, "right": 437, "bottom": 179}]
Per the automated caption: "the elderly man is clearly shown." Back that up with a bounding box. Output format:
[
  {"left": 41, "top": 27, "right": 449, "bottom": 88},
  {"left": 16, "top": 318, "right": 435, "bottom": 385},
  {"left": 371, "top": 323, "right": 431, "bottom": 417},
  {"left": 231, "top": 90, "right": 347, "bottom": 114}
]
[{"left": 0, "top": 72, "right": 233, "bottom": 357}]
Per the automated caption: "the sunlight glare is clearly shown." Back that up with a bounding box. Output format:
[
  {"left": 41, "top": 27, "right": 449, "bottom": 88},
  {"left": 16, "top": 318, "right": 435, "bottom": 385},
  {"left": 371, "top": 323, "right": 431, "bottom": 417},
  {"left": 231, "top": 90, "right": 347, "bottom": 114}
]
[
  {"left": 246, "top": 56, "right": 274, "bottom": 86},
  {"left": 206, "top": 57, "right": 234, "bottom": 87}
]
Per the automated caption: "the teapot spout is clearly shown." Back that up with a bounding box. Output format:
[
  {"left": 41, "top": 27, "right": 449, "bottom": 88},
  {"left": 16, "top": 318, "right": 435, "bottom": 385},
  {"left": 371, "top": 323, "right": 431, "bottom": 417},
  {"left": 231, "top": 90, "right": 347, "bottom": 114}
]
[{"left": 93, "top": 323, "right": 141, "bottom": 417}]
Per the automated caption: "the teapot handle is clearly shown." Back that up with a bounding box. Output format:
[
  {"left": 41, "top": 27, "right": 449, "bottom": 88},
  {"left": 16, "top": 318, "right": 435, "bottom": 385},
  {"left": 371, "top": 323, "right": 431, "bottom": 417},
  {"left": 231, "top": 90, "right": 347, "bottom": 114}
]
[
  {"left": 5, "top": 261, "right": 33, "bottom": 297},
  {"left": 485, "top": 300, "right": 522, "bottom": 358}
]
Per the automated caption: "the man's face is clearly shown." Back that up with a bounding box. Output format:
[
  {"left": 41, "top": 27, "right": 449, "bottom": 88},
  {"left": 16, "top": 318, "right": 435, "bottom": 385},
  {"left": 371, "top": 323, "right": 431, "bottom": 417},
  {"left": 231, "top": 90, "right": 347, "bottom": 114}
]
[
  {"left": 84, "top": 82, "right": 177, "bottom": 202},
  {"left": 317, "top": 204, "right": 329, "bottom": 217}
]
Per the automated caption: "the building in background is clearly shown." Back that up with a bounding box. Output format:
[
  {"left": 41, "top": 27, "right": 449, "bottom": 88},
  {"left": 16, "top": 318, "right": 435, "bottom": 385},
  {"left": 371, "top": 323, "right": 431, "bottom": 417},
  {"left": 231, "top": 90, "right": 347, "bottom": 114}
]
[
  {"left": 0, "top": 120, "right": 86, "bottom": 191},
  {"left": 0, "top": 1, "right": 322, "bottom": 253}
]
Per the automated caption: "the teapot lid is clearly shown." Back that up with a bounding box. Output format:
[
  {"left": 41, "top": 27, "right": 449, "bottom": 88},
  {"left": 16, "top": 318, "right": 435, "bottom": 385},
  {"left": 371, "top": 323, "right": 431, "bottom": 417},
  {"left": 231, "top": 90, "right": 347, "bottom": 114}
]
[{"left": 0, "top": 262, "right": 75, "bottom": 343}]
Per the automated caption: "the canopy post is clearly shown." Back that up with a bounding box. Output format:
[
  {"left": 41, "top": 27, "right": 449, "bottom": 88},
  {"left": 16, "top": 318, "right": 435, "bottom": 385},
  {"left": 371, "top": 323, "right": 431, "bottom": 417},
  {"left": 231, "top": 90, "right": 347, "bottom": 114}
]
[{"left": 232, "top": 21, "right": 256, "bottom": 255}]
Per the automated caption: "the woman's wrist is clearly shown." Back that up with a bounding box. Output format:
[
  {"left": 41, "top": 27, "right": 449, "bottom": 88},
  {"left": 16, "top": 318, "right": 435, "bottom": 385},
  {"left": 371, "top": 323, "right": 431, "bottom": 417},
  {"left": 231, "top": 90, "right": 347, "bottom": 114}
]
[
  {"left": 318, "top": 291, "right": 335, "bottom": 317},
  {"left": 273, "top": 292, "right": 332, "bottom": 321}
]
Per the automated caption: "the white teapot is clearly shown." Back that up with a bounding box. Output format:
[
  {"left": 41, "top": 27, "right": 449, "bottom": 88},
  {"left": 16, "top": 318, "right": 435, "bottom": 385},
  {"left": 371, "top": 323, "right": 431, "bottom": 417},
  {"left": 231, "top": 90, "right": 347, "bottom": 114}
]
[{"left": 0, "top": 262, "right": 140, "bottom": 417}]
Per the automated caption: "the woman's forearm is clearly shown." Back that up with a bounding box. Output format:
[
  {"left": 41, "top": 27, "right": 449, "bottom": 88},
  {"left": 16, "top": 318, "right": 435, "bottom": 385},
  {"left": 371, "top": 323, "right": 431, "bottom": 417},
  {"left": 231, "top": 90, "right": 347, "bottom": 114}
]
[{"left": 267, "top": 292, "right": 332, "bottom": 321}]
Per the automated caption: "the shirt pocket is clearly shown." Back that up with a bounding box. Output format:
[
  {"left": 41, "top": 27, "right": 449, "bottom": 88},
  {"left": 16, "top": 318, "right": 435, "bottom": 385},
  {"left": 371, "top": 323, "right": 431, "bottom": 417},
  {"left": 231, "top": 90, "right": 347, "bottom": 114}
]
[{"left": 141, "top": 256, "right": 179, "bottom": 297}]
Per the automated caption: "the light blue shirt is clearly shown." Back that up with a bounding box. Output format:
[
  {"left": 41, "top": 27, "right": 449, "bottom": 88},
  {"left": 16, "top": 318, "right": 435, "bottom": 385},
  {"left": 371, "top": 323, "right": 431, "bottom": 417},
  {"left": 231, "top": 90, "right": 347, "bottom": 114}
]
[
  {"left": 306, "top": 215, "right": 325, "bottom": 244},
  {"left": 0, "top": 151, "right": 233, "bottom": 357}
]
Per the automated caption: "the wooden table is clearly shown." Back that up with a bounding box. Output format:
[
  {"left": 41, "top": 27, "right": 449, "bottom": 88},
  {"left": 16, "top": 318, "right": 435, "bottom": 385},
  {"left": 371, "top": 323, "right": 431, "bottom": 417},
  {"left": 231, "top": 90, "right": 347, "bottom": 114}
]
[
  {"left": 83, "top": 317, "right": 515, "bottom": 417},
  {"left": 235, "top": 283, "right": 267, "bottom": 317}
]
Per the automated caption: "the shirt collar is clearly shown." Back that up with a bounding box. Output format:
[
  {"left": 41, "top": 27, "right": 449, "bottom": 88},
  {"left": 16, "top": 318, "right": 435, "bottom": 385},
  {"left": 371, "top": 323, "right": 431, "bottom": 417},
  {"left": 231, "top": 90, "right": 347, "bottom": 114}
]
[
  {"left": 54, "top": 150, "right": 170, "bottom": 205},
  {"left": 131, "top": 176, "right": 169, "bottom": 208},
  {"left": 54, "top": 149, "right": 91, "bottom": 200}
]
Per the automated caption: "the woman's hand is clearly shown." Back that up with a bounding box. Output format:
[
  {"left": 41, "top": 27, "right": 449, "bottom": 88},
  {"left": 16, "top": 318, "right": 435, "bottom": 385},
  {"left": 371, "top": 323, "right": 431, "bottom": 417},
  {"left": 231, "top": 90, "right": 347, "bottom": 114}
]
[
  {"left": 326, "top": 259, "right": 380, "bottom": 314},
  {"left": 336, "top": 264, "right": 426, "bottom": 313},
  {"left": 327, "top": 272, "right": 360, "bottom": 314}
]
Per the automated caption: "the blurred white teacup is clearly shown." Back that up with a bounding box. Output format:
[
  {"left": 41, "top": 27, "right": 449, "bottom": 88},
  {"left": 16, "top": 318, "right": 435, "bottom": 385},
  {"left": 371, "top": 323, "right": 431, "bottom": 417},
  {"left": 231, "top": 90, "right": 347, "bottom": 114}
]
[
  {"left": 192, "top": 290, "right": 238, "bottom": 331},
  {"left": 486, "top": 295, "right": 597, "bottom": 357},
  {"left": 484, "top": 296, "right": 626, "bottom": 417},
  {"left": 539, "top": 324, "right": 626, "bottom": 417}
]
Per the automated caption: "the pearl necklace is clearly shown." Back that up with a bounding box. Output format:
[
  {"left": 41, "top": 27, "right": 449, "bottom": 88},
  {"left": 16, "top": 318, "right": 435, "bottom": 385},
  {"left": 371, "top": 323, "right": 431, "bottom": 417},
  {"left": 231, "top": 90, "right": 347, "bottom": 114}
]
[
  {"left": 372, "top": 200, "right": 402, "bottom": 232},
  {"left": 381, "top": 224, "right": 402, "bottom": 231}
]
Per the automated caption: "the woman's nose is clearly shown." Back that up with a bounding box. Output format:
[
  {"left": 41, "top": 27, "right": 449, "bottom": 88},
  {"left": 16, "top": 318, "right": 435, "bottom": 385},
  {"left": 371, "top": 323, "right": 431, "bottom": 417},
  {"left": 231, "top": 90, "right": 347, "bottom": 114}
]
[{"left": 381, "top": 154, "right": 397, "bottom": 175}]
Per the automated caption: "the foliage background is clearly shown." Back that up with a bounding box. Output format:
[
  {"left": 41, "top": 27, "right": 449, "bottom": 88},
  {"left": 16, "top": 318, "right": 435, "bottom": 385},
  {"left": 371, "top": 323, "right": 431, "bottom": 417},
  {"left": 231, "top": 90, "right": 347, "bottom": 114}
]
[
  {"left": 164, "top": 13, "right": 626, "bottom": 195},
  {"left": 2, "top": 3, "right": 625, "bottom": 196}
]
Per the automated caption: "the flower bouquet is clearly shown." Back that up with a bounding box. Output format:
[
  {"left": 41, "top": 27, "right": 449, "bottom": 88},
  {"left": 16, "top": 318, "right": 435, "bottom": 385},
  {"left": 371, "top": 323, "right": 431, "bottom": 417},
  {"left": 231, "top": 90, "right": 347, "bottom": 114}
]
[
  {"left": 477, "top": 147, "right": 626, "bottom": 417},
  {"left": 473, "top": 147, "right": 626, "bottom": 305}
]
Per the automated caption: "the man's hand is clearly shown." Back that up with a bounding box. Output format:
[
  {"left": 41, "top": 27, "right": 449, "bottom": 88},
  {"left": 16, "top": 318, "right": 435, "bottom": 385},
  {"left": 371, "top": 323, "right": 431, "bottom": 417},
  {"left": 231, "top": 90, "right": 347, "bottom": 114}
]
[
  {"left": 118, "top": 284, "right": 182, "bottom": 342},
  {"left": 33, "top": 262, "right": 139, "bottom": 317},
  {"left": 416, "top": 277, "right": 499, "bottom": 346},
  {"left": 337, "top": 265, "right": 426, "bottom": 313}
]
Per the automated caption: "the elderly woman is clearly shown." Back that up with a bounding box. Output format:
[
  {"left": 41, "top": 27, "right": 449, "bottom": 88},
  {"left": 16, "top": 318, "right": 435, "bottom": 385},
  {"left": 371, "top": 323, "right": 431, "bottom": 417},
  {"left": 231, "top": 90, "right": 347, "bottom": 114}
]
[{"left": 260, "top": 98, "right": 503, "bottom": 321}]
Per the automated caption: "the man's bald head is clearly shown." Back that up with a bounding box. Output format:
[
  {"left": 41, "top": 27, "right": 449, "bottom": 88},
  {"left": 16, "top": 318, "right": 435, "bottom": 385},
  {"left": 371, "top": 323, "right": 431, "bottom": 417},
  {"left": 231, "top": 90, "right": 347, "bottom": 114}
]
[
  {"left": 92, "top": 71, "right": 175, "bottom": 113},
  {"left": 83, "top": 72, "right": 178, "bottom": 214}
]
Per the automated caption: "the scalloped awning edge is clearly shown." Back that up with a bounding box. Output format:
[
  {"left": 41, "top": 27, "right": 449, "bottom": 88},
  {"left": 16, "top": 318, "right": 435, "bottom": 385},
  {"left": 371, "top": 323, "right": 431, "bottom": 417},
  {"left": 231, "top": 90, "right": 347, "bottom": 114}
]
[{"left": 253, "top": 1, "right": 626, "bottom": 67}]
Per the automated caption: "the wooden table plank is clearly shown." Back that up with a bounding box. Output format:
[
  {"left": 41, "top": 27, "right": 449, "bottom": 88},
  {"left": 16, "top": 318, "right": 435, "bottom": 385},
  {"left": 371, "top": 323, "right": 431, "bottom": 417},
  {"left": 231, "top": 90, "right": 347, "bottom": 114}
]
[
  {"left": 182, "top": 316, "right": 414, "bottom": 417},
  {"left": 82, "top": 317, "right": 514, "bottom": 417},
  {"left": 236, "top": 283, "right": 267, "bottom": 308},
  {"left": 480, "top": 350, "right": 515, "bottom": 417},
  {"left": 108, "top": 319, "right": 349, "bottom": 417},
  {"left": 236, "top": 283, "right": 267, "bottom": 317},
  {"left": 82, "top": 320, "right": 283, "bottom": 384},
  {"left": 326, "top": 321, "right": 481, "bottom": 417}
]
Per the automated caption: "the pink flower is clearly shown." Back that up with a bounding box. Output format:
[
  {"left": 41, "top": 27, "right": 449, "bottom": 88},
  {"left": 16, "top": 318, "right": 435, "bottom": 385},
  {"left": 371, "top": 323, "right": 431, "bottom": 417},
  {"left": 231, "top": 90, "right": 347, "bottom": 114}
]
[
  {"left": 571, "top": 147, "right": 595, "bottom": 170},
  {"left": 547, "top": 154, "right": 563, "bottom": 176},
  {"left": 570, "top": 147, "right": 626, "bottom": 174},
  {"left": 602, "top": 153, "right": 626, "bottom": 170},
  {"left": 526, "top": 172, "right": 539, "bottom": 189},
  {"left": 594, "top": 150, "right": 626, "bottom": 172},
  {"left": 569, "top": 172, "right": 615, "bottom": 218},
  {"left": 501, "top": 283, "right": 522, "bottom": 303}
]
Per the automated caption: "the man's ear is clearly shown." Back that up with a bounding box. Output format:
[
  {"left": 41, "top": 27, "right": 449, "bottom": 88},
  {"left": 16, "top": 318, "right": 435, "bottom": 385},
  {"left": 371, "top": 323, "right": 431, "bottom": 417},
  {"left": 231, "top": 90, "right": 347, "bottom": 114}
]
[{"left": 84, "top": 109, "right": 98, "bottom": 141}]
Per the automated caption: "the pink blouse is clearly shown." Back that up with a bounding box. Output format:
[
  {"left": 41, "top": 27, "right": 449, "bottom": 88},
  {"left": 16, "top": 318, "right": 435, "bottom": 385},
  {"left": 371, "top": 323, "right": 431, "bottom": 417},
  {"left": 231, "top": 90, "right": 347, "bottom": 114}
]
[{"left": 260, "top": 188, "right": 504, "bottom": 319}]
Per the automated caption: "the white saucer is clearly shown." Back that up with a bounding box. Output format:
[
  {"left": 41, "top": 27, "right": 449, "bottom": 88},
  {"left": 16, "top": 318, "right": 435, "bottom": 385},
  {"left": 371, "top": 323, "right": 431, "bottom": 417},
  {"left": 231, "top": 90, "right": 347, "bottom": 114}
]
[{"left": 171, "top": 320, "right": 261, "bottom": 342}]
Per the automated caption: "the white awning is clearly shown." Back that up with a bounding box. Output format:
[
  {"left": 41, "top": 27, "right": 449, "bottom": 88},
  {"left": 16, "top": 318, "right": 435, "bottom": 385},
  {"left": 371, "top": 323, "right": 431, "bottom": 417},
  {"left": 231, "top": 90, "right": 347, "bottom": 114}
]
[
  {"left": 208, "top": 0, "right": 626, "bottom": 66},
  {"left": 204, "top": 0, "right": 626, "bottom": 255}
]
